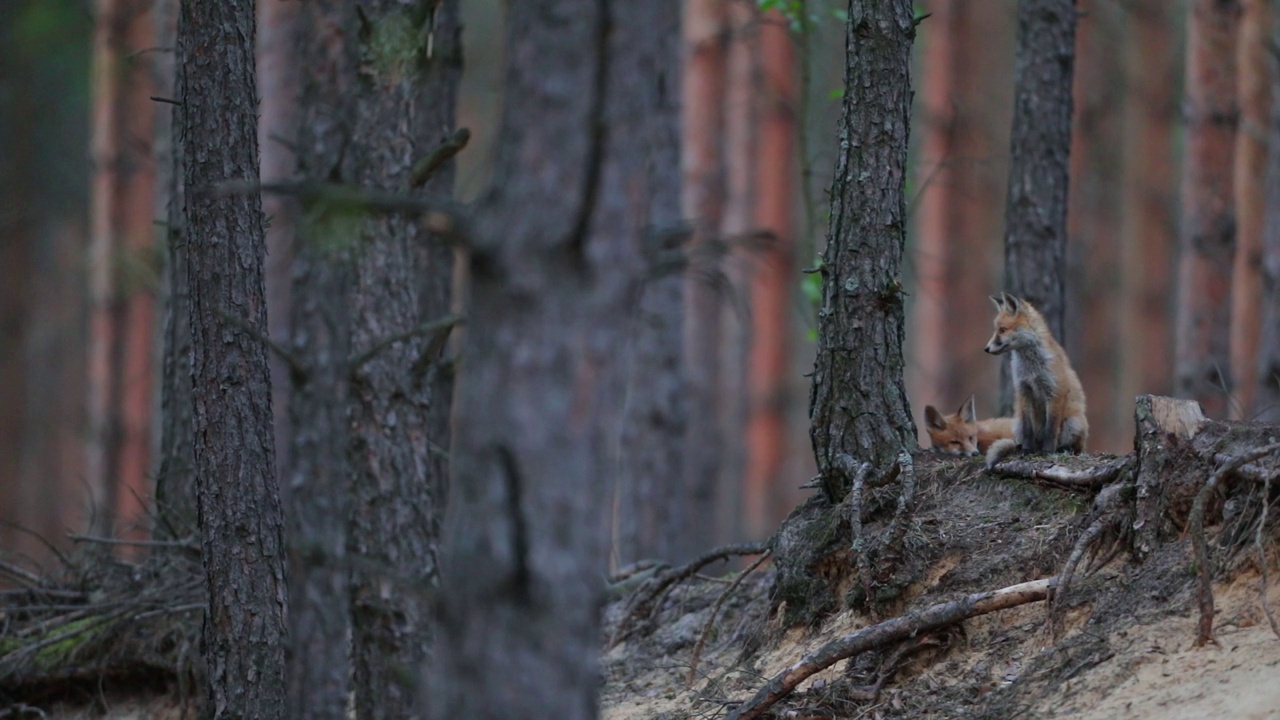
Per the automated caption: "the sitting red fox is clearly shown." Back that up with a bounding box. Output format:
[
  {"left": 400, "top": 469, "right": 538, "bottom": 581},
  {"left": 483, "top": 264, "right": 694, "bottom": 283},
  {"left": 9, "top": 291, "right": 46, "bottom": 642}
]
[
  {"left": 983, "top": 292, "right": 1088, "bottom": 468},
  {"left": 924, "top": 396, "right": 1016, "bottom": 456}
]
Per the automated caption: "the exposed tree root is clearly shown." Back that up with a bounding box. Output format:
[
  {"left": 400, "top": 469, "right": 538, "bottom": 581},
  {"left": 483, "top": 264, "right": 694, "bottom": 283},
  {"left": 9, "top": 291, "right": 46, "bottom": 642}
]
[
  {"left": 686, "top": 550, "right": 772, "bottom": 684},
  {"left": 609, "top": 541, "right": 769, "bottom": 647},
  {"left": 1187, "top": 442, "right": 1280, "bottom": 646},
  {"left": 988, "top": 454, "right": 1135, "bottom": 492},
  {"left": 1257, "top": 473, "right": 1280, "bottom": 640},
  {"left": 725, "top": 577, "right": 1058, "bottom": 720},
  {"left": 1051, "top": 481, "right": 1129, "bottom": 637}
]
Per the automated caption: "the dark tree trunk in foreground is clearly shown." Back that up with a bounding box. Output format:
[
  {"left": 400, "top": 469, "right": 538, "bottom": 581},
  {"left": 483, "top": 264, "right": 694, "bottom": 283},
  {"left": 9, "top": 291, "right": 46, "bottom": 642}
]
[
  {"left": 178, "top": 1, "right": 287, "bottom": 717},
  {"left": 284, "top": 1, "right": 355, "bottom": 716},
  {"left": 999, "top": 0, "right": 1077, "bottom": 414},
  {"left": 1176, "top": 0, "right": 1239, "bottom": 419},
  {"left": 1257, "top": 12, "right": 1280, "bottom": 423},
  {"left": 432, "top": 1, "right": 675, "bottom": 716},
  {"left": 616, "top": 2, "right": 687, "bottom": 566},
  {"left": 346, "top": 3, "right": 461, "bottom": 718},
  {"left": 809, "top": 0, "right": 917, "bottom": 502}
]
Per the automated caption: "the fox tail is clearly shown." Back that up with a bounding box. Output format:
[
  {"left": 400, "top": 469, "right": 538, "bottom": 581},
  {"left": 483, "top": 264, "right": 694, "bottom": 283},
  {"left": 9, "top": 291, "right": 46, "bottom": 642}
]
[{"left": 985, "top": 438, "right": 1018, "bottom": 470}]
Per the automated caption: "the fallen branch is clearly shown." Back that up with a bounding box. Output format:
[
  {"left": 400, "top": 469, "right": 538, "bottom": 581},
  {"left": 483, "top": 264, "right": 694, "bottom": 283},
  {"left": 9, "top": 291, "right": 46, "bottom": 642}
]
[
  {"left": 609, "top": 541, "right": 769, "bottom": 647},
  {"left": 687, "top": 550, "right": 772, "bottom": 684},
  {"left": 725, "top": 576, "right": 1058, "bottom": 720},
  {"left": 989, "top": 454, "right": 1134, "bottom": 491},
  {"left": 1188, "top": 441, "right": 1280, "bottom": 646}
]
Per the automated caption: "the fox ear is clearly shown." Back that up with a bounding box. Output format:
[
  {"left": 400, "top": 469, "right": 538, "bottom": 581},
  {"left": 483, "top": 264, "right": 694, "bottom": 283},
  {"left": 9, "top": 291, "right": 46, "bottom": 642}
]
[
  {"left": 959, "top": 396, "right": 977, "bottom": 423},
  {"left": 990, "top": 294, "right": 1005, "bottom": 311},
  {"left": 1002, "top": 292, "right": 1020, "bottom": 313},
  {"left": 924, "top": 405, "right": 946, "bottom": 430}
]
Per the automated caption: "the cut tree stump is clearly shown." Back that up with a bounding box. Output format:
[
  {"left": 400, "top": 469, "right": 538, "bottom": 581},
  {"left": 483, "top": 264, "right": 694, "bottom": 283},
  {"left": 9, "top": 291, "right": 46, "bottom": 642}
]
[{"left": 1133, "top": 395, "right": 1206, "bottom": 561}]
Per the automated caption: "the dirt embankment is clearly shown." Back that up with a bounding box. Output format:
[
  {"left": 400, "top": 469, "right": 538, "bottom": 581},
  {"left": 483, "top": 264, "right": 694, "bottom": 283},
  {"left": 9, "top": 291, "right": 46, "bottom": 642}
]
[{"left": 601, "top": 449, "right": 1280, "bottom": 720}]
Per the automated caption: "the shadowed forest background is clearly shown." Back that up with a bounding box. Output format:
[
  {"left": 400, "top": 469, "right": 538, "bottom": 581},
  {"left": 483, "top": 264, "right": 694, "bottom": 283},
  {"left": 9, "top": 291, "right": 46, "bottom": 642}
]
[
  {"left": 4, "top": 0, "right": 1271, "bottom": 564},
  {"left": 2, "top": 1, "right": 1280, "bottom": 717}
]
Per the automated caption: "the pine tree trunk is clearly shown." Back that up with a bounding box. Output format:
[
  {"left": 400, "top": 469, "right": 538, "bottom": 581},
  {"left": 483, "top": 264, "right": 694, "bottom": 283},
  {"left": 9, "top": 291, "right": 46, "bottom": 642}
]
[
  {"left": 999, "top": 0, "right": 1077, "bottom": 414},
  {"left": 345, "top": 4, "right": 462, "bottom": 718},
  {"left": 1119, "top": 0, "right": 1179, "bottom": 412},
  {"left": 1176, "top": 0, "right": 1240, "bottom": 419},
  {"left": 284, "top": 2, "right": 356, "bottom": 716},
  {"left": 153, "top": 0, "right": 196, "bottom": 541},
  {"left": 743, "top": 7, "right": 797, "bottom": 538},
  {"left": 178, "top": 0, "right": 287, "bottom": 716},
  {"left": 1256, "top": 11, "right": 1280, "bottom": 423},
  {"left": 911, "top": 0, "right": 1015, "bottom": 431},
  {"left": 87, "top": 0, "right": 158, "bottom": 542},
  {"left": 809, "top": 0, "right": 917, "bottom": 502},
  {"left": 1068, "top": 8, "right": 1125, "bottom": 453},
  {"left": 680, "top": 0, "right": 730, "bottom": 564},
  {"left": 1230, "top": 0, "right": 1271, "bottom": 419},
  {"left": 431, "top": 2, "right": 677, "bottom": 716},
  {"left": 615, "top": 3, "right": 686, "bottom": 566}
]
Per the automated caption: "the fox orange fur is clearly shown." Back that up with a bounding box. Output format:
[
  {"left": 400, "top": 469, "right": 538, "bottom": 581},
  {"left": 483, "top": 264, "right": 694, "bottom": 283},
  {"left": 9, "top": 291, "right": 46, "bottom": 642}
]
[
  {"left": 983, "top": 292, "right": 1088, "bottom": 467},
  {"left": 923, "top": 396, "right": 1016, "bottom": 456}
]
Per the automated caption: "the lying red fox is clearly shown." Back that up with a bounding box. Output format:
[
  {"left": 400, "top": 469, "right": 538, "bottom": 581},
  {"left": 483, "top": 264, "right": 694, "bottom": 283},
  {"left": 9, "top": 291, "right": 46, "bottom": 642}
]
[{"left": 924, "top": 396, "right": 1015, "bottom": 457}]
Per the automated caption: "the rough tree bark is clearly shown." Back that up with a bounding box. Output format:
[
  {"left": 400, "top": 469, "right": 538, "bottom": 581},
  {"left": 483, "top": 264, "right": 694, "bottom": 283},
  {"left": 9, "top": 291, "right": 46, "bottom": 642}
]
[
  {"left": 999, "top": 0, "right": 1077, "bottom": 415},
  {"left": 177, "top": 0, "right": 287, "bottom": 716},
  {"left": 809, "top": 0, "right": 917, "bottom": 503},
  {"left": 152, "top": 0, "right": 196, "bottom": 540},
  {"left": 1230, "top": 0, "right": 1271, "bottom": 419},
  {"left": 431, "top": 1, "right": 677, "bottom": 717},
  {"left": 284, "top": 1, "right": 355, "bottom": 716},
  {"left": 1257, "top": 8, "right": 1280, "bottom": 423},
  {"left": 680, "top": 0, "right": 730, "bottom": 563},
  {"left": 1176, "top": 0, "right": 1240, "bottom": 420},
  {"left": 344, "top": 3, "right": 462, "bottom": 719},
  {"left": 616, "top": 2, "right": 687, "bottom": 566}
]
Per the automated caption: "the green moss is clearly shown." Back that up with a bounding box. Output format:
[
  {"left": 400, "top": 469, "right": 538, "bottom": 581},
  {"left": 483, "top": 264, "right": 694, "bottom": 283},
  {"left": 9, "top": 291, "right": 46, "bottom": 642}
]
[{"left": 0, "top": 616, "right": 110, "bottom": 671}]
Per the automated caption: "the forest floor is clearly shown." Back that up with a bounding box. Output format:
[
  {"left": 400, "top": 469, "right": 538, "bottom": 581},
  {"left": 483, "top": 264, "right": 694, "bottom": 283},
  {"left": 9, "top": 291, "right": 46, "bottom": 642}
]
[
  {"left": 600, "top": 455, "right": 1280, "bottom": 720},
  {"left": 1, "top": 455, "right": 1278, "bottom": 719}
]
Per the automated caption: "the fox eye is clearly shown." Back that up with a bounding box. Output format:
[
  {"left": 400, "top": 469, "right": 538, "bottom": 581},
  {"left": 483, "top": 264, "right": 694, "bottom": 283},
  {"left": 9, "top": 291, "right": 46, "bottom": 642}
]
[
  {"left": 998, "top": 327, "right": 1009, "bottom": 335},
  {"left": 950, "top": 441, "right": 962, "bottom": 448}
]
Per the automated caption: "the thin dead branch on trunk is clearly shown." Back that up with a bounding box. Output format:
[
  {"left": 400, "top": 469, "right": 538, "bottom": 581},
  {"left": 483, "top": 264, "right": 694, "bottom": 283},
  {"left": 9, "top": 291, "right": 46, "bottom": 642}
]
[{"left": 725, "top": 577, "right": 1058, "bottom": 720}]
